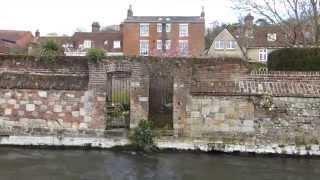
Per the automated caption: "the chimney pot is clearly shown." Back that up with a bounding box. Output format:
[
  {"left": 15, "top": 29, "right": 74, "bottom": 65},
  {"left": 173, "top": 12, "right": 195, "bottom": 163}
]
[
  {"left": 201, "top": 6, "right": 205, "bottom": 18},
  {"left": 92, "top": 22, "right": 100, "bottom": 32},
  {"left": 35, "top": 30, "right": 40, "bottom": 39},
  {"left": 127, "top": 4, "right": 133, "bottom": 18}
]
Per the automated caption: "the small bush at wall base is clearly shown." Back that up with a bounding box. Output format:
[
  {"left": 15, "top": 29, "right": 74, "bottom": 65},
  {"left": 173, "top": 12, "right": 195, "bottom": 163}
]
[
  {"left": 87, "top": 48, "right": 106, "bottom": 63},
  {"left": 130, "top": 120, "right": 156, "bottom": 152},
  {"left": 268, "top": 48, "right": 320, "bottom": 71}
]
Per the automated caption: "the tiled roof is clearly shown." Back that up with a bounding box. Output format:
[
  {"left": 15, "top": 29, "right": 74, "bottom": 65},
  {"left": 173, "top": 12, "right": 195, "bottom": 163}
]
[
  {"left": 124, "top": 16, "right": 204, "bottom": 23},
  {"left": 73, "top": 31, "right": 121, "bottom": 40},
  {"left": 0, "top": 30, "right": 32, "bottom": 42},
  {"left": 39, "top": 36, "right": 72, "bottom": 45},
  {"left": 228, "top": 26, "right": 289, "bottom": 48},
  {"left": 0, "top": 41, "right": 9, "bottom": 54}
]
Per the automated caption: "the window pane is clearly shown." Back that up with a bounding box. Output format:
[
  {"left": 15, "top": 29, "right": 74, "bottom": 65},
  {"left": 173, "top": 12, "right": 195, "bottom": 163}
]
[
  {"left": 166, "top": 40, "right": 171, "bottom": 50},
  {"left": 227, "top": 41, "right": 236, "bottom": 49},
  {"left": 84, "top": 40, "right": 92, "bottom": 49},
  {"left": 259, "top": 49, "right": 268, "bottom": 61},
  {"left": 166, "top": 24, "right": 171, "bottom": 33},
  {"left": 179, "top": 40, "right": 188, "bottom": 55},
  {"left": 140, "top": 24, "right": 149, "bottom": 37},
  {"left": 179, "top": 24, "right": 189, "bottom": 37},
  {"left": 157, "top": 40, "right": 162, "bottom": 50},
  {"left": 157, "top": 24, "right": 162, "bottom": 33},
  {"left": 140, "top": 40, "right": 149, "bottom": 56},
  {"left": 113, "top": 41, "right": 121, "bottom": 48}
]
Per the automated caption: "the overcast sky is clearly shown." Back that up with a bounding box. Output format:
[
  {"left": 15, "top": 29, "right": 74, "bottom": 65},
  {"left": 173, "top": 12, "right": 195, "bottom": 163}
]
[{"left": 0, "top": 0, "right": 239, "bottom": 36}]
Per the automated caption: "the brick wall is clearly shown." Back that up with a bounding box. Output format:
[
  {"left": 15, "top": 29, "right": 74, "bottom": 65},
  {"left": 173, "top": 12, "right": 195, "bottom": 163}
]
[
  {"left": 172, "top": 58, "right": 320, "bottom": 148},
  {"left": 0, "top": 56, "right": 104, "bottom": 134},
  {"left": 1, "top": 55, "right": 320, "bottom": 148}
]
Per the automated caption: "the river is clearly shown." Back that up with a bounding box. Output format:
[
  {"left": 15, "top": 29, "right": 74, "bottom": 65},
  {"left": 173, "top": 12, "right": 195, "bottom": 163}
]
[{"left": 0, "top": 147, "right": 319, "bottom": 180}]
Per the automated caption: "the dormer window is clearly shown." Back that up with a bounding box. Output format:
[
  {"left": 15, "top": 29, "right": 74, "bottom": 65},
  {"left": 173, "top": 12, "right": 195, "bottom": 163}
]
[{"left": 267, "top": 33, "right": 277, "bottom": 42}]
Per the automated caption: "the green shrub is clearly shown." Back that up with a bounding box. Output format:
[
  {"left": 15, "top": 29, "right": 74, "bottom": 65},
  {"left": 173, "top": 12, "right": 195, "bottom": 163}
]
[
  {"left": 268, "top": 48, "right": 320, "bottom": 71},
  {"left": 249, "top": 62, "right": 268, "bottom": 71},
  {"left": 40, "top": 40, "right": 61, "bottom": 62},
  {"left": 87, "top": 48, "right": 106, "bottom": 63},
  {"left": 130, "top": 120, "right": 156, "bottom": 151}
]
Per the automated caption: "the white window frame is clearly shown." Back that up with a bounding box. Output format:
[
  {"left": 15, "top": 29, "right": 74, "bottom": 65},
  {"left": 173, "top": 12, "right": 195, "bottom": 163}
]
[
  {"left": 83, "top": 40, "right": 92, "bottom": 49},
  {"left": 166, "top": 24, "right": 171, "bottom": 33},
  {"left": 267, "top": 33, "right": 277, "bottom": 42},
  {"left": 157, "top": 40, "right": 162, "bottom": 50},
  {"left": 179, "top": 40, "right": 188, "bottom": 55},
  {"left": 259, "top": 49, "right": 268, "bottom": 62},
  {"left": 226, "top": 40, "right": 236, "bottom": 49},
  {"left": 104, "top": 40, "right": 108, "bottom": 45},
  {"left": 140, "top": 40, "right": 149, "bottom": 56},
  {"left": 157, "top": 23, "right": 162, "bottom": 33},
  {"left": 179, "top": 24, "right": 189, "bottom": 37},
  {"left": 140, "top": 23, "right": 149, "bottom": 37},
  {"left": 165, "top": 40, "right": 171, "bottom": 50},
  {"left": 214, "top": 40, "right": 224, "bottom": 49},
  {"left": 113, "top": 40, "right": 121, "bottom": 49}
]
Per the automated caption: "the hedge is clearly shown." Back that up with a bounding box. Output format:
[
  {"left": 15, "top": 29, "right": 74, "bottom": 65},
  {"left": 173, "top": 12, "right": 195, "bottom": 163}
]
[{"left": 268, "top": 48, "right": 320, "bottom": 71}]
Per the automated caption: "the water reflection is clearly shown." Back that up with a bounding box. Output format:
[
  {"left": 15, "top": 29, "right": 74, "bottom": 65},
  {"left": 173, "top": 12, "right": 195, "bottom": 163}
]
[{"left": 0, "top": 148, "right": 319, "bottom": 180}]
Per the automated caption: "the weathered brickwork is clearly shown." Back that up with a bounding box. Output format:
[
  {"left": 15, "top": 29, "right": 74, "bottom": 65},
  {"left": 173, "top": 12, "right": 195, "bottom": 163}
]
[
  {"left": 0, "top": 89, "right": 87, "bottom": 129},
  {"left": 1, "top": 55, "right": 320, "bottom": 154}
]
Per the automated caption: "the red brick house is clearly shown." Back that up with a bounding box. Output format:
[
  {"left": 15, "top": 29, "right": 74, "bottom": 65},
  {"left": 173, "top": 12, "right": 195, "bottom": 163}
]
[
  {"left": 0, "top": 30, "right": 35, "bottom": 54},
  {"left": 38, "top": 22, "right": 123, "bottom": 56},
  {"left": 122, "top": 5, "right": 205, "bottom": 57}
]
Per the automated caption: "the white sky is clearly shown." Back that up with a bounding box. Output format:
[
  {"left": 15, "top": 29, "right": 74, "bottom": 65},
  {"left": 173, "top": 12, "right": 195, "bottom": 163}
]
[{"left": 0, "top": 0, "right": 238, "bottom": 36}]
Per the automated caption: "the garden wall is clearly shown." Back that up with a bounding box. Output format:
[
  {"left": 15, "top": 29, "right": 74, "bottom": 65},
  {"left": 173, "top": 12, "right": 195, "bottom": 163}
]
[{"left": 1, "top": 55, "right": 320, "bottom": 154}]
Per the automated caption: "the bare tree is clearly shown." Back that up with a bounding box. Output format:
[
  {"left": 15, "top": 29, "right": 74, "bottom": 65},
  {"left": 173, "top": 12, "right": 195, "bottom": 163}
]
[
  {"left": 231, "top": 0, "right": 320, "bottom": 46},
  {"left": 309, "top": 0, "right": 319, "bottom": 44}
]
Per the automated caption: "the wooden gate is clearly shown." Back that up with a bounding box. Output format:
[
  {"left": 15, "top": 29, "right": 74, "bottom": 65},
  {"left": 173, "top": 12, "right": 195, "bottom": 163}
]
[
  {"left": 149, "top": 74, "right": 173, "bottom": 130},
  {"left": 106, "top": 71, "right": 131, "bottom": 129}
]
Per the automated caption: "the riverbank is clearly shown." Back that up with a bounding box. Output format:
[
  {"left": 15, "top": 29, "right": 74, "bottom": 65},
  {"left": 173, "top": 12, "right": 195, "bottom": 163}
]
[{"left": 1, "top": 135, "right": 320, "bottom": 156}]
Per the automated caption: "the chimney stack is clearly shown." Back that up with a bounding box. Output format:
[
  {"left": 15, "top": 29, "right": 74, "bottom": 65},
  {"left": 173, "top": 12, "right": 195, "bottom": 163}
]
[
  {"left": 244, "top": 13, "right": 254, "bottom": 37},
  {"left": 92, "top": 22, "right": 100, "bottom": 32},
  {"left": 201, "top": 6, "right": 205, "bottom": 19},
  {"left": 35, "top": 29, "right": 40, "bottom": 39},
  {"left": 127, "top": 4, "right": 133, "bottom": 18}
]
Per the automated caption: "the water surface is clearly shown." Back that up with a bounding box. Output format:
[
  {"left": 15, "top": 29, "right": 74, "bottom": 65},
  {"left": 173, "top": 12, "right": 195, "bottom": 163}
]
[{"left": 0, "top": 148, "right": 319, "bottom": 180}]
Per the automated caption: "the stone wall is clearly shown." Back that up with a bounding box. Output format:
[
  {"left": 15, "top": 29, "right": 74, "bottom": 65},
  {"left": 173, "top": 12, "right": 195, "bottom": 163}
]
[
  {"left": 185, "top": 96, "right": 320, "bottom": 145},
  {"left": 0, "top": 56, "right": 105, "bottom": 135},
  {"left": 0, "top": 89, "right": 107, "bottom": 133},
  {"left": 1, "top": 55, "right": 320, "bottom": 154}
]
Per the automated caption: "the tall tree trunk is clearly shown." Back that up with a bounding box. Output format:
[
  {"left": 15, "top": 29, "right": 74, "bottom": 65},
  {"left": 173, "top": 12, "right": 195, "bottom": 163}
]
[{"left": 310, "top": 0, "right": 319, "bottom": 45}]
